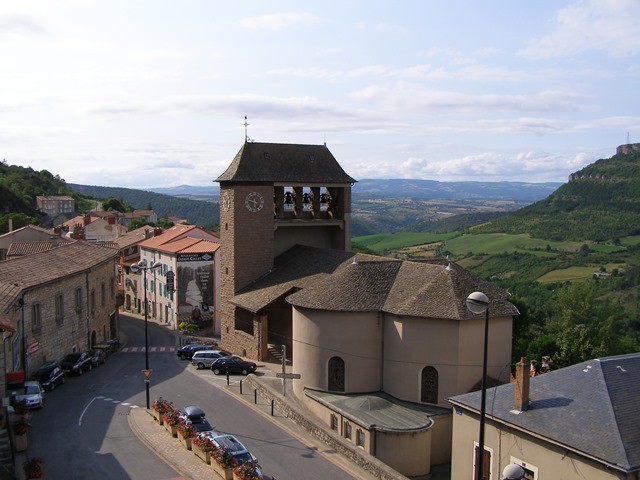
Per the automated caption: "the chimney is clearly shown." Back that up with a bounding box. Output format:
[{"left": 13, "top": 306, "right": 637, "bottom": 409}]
[
  {"left": 514, "top": 357, "right": 530, "bottom": 411},
  {"left": 84, "top": 214, "right": 91, "bottom": 226},
  {"left": 8, "top": 218, "right": 13, "bottom": 232},
  {"left": 153, "top": 227, "right": 163, "bottom": 237}
]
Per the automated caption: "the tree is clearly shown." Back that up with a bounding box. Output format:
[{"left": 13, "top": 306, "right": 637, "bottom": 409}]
[{"left": 102, "top": 197, "right": 129, "bottom": 213}]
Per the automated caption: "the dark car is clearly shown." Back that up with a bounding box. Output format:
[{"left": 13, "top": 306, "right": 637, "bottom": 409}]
[
  {"left": 89, "top": 349, "right": 106, "bottom": 367},
  {"left": 181, "top": 405, "right": 215, "bottom": 433},
  {"left": 176, "top": 344, "right": 215, "bottom": 360},
  {"left": 60, "top": 352, "right": 92, "bottom": 375},
  {"left": 210, "top": 356, "right": 257, "bottom": 376},
  {"left": 32, "top": 361, "right": 66, "bottom": 391}
]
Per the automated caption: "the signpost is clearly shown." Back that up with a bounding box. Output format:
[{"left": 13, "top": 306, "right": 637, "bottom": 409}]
[
  {"left": 142, "top": 369, "right": 152, "bottom": 383},
  {"left": 165, "top": 271, "right": 175, "bottom": 293},
  {"left": 277, "top": 345, "right": 301, "bottom": 397}
]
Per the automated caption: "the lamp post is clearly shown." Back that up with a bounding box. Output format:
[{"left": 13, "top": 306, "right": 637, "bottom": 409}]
[
  {"left": 466, "top": 291, "right": 490, "bottom": 480},
  {"left": 502, "top": 464, "right": 525, "bottom": 480},
  {"left": 130, "top": 259, "right": 161, "bottom": 409}
]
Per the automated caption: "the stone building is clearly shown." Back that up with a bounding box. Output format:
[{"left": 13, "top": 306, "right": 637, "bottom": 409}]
[
  {"left": 0, "top": 241, "right": 118, "bottom": 397},
  {"left": 215, "top": 141, "right": 519, "bottom": 477}
]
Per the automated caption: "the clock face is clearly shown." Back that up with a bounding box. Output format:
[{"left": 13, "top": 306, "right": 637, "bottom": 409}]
[
  {"left": 244, "top": 191, "right": 264, "bottom": 212},
  {"left": 221, "top": 192, "right": 231, "bottom": 212}
]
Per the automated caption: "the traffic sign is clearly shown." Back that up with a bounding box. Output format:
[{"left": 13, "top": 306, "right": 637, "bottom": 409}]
[
  {"left": 142, "top": 369, "right": 153, "bottom": 380},
  {"left": 275, "top": 372, "right": 301, "bottom": 379}
]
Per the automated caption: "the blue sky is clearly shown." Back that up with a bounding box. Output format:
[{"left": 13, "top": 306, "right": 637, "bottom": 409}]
[{"left": 1, "top": 0, "right": 639, "bottom": 188}]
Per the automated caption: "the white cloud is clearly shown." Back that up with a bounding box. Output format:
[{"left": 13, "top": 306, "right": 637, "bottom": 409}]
[
  {"left": 0, "top": 14, "right": 46, "bottom": 34},
  {"left": 521, "top": 0, "right": 640, "bottom": 59},
  {"left": 240, "top": 12, "right": 320, "bottom": 30}
]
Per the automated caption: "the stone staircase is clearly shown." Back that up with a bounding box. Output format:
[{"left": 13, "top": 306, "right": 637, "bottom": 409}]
[{"left": 0, "top": 428, "right": 15, "bottom": 479}]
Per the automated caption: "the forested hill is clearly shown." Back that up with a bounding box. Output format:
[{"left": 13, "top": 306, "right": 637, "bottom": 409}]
[
  {"left": 474, "top": 146, "right": 640, "bottom": 242},
  {"left": 69, "top": 184, "right": 217, "bottom": 229}
]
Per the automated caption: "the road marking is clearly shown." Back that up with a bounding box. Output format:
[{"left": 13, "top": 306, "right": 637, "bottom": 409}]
[{"left": 120, "top": 346, "right": 174, "bottom": 353}]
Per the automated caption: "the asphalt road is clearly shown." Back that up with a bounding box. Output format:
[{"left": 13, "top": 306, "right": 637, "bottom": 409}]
[{"left": 26, "top": 313, "right": 357, "bottom": 480}]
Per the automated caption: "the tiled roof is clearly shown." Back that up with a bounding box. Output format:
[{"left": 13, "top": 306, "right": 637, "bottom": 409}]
[
  {"left": 448, "top": 353, "right": 640, "bottom": 473},
  {"left": 156, "top": 238, "right": 220, "bottom": 255},
  {"left": 0, "top": 241, "right": 118, "bottom": 314},
  {"left": 305, "top": 389, "right": 450, "bottom": 432},
  {"left": 110, "top": 226, "right": 156, "bottom": 249},
  {"left": 231, "top": 245, "right": 518, "bottom": 320},
  {"left": 6, "top": 240, "right": 72, "bottom": 257},
  {"left": 139, "top": 224, "right": 198, "bottom": 248},
  {"left": 216, "top": 142, "right": 357, "bottom": 184},
  {"left": 36, "top": 195, "right": 74, "bottom": 201}
]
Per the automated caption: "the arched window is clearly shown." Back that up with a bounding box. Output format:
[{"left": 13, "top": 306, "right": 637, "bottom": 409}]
[
  {"left": 328, "top": 356, "right": 345, "bottom": 392},
  {"left": 421, "top": 366, "right": 439, "bottom": 404}
]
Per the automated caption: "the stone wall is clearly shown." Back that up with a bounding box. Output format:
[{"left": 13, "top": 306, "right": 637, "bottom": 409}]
[{"left": 244, "top": 376, "right": 408, "bottom": 480}]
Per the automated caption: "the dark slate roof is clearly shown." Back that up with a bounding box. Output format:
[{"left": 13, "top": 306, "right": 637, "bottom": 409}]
[
  {"left": 231, "top": 245, "right": 518, "bottom": 320},
  {"left": 305, "top": 389, "right": 450, "bottom": 432},
  {"left": 216, "top": 142, "right": 356, "bottom": 184},
  {"left": 0, "top": 241, "right": 118, "bottom": 314},
  {"left": 448, "top": 353, "right": 640, "bottom": 473}
]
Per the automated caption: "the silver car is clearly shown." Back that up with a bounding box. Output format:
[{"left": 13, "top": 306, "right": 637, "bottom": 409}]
[
  {"left": 190, "top": 350, "right": 230, "bottom": 369},
  {"left": 13, "top": 381, "right": 44, "bottom": 409}
]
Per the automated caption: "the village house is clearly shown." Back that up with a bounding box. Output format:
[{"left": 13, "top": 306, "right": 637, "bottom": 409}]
[
  {"left": 61, "top": 214, "right": 127, "bottom": 242},
  {"left": 0, "top": 241, "right": 119, "bottom": 398},
  {"left": 133, "top": 225, "right": 221, "bottom": 333},
  {"left": 216, "top": 141, "right": 519, "bottom": 477},
  {"left": 449, "top": 354, "right": 640, "bottom": 480},
  {"left": 0, "top": 224, "right": 55, "bottom": 261}
]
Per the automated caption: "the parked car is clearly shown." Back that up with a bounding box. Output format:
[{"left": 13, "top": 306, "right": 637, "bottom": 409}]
[
  {"left": 180, "top": 405, "right": 214, "bottom": 433},
  {"left": 89, "top": 348, "right": 106, "bottom": 367},
  {"left": 191, "top": 350, "right": 230, "bottom": 369},
  {"left": 176, "top": 344, "right": 216, "bottom": 360},
  {"left": 210, "top": 434, "right": 263, "bottom": 477},
  {"left": 13, "top": 381, "right": 44, "bottom": 409},
  {"left": 60, "top": 352, "right": 92, "bottom": 375},
  {"left": 32, "top": 360, "right": 66, "bottom": 391},
  {"left": 210, "top": 356, "right": 257, "bottom": 376}
]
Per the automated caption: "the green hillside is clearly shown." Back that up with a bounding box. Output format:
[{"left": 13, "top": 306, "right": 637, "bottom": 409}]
[{"left": 474, "top": 148, "right": 640, "bottom": 241}]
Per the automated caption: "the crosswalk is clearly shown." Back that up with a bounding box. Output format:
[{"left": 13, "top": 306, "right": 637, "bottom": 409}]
[{"left": 120, "top": 346, "right": 175, "bottom": 353}]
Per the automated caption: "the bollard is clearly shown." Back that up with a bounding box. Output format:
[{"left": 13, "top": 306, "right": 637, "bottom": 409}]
[
  {"left": 271, "top": 399, "right": 274, "bottom": 416},
  {"left": 254, "top": 389, "right": 258, "bottom": 404},
  {"left": 226, "top": 373, "right": 230, "bottom": 385},
  {"left": 239, "top": 379, "right": 243, "bottom": 394}
]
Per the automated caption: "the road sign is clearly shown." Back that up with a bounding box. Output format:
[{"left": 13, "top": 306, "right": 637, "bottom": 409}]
[
  {"left": 165, "top": 271, "right": 175, "bottom": 293},
  {"left": 142, "top": 369, "right": 153, "bottom": 381},
  {"left": 27, "top": 341, "right": 40, "bottom": 355},
  {"left": 275, "top": 372, "right": 301, "bottom": 379}
]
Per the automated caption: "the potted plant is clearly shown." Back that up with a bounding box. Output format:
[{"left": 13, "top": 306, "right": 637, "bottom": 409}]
[
  {"left": 233, "top": 460, "right": 263, "bottom": 480},
  {"left": 161, "top": 409, "right": 181, "bottom": 437},
  {"left": 13, "top": 400, "right": 30, "bottom": 417},
  {"left": 13, "top": 418, "right": 29, "bottom": 451},
  {"left": 151, "top": 397, "right": 172, "bottom": 424},
  {"left": 192, "top": 434, "right": 214, "bottom": 464},
  {"left": 176, "top": 418, "right": 196, "bottom": 450},
  {"left": 211, "top": 445, "right": 236, "bottom": 480},
  {"left": 23, "top": 457, "right": 43, "bottom": 479}
]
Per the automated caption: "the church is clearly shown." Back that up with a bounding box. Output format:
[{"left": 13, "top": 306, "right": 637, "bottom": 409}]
[{"left": 216, "top": 141, "right": 518, "bottom": 477}]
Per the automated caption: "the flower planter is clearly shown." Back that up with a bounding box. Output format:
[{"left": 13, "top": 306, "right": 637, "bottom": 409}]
[
  {"left": 152, "top": 409, "right": 164, "bottom": 425},
  {"left": 212, "top": 462, "right": 234, "bottom": 480},
  {"left": 178, "top": 435, "right": 193, "bottom": 450},
  {"left": 193, "top": 445, "right": 212, "bottom": 464},
  {"left": 164, "top": 423, "right": 178, "bottom": 438},
  {"left": 14, "top": 433, "right": 27, "bottom": 452}
]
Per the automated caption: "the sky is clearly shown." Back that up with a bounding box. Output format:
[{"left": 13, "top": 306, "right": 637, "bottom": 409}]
[{"left": 1, "top": 0, "right": 639, "bottom": 189}]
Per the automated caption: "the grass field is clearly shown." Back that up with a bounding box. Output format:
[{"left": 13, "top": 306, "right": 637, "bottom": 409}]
[
  {"left": 444, "top": 233, "right": 579, "bottom": 256},
  {"left": 537, "top": 263, "right": 627, "bottom": 283},
  {"left": 353, "top": 231, "right": 458, "bottom": 252}
]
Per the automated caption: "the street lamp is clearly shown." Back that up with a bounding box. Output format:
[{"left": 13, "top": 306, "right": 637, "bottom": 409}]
[
  {"left": 130, "top": 259, "right": 162, "bottom": 409},
  {"left": 466, "top": 291, "right": 490, "bottom": 480},
  {"left": 502, "top": 464, "right": 525, "bottom": 480}
]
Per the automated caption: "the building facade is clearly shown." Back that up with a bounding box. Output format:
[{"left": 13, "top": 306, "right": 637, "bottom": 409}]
[
  {"left": 0, "top": 241, "right": 118, "bottom": 397},
  {"left": 132, "top": 225, "right": 221, "bottom": 332}
]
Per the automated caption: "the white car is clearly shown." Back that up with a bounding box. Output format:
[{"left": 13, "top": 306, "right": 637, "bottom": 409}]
[
  {"left": 190, "top": 350, "right": 230, "bottom": 369},
  {"left": 13, "top": 381, "right": 44, "bottom": 409}
]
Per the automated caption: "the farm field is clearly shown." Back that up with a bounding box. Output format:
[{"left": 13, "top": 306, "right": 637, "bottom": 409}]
[{"left": 537, "top": 263, "right": 626, "bottom": 283}]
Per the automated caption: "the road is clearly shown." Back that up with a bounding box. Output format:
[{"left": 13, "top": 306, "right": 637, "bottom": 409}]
[{"left": 27, "top": 312, "right": 356, "bottom": 480}]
